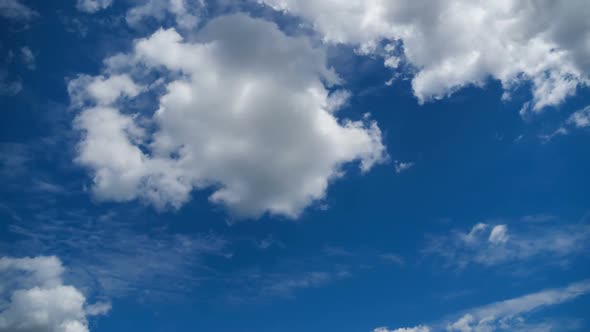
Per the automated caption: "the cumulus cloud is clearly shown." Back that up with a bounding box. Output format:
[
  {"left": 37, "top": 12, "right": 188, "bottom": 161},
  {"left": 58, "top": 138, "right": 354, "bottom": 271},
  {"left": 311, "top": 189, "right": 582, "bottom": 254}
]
[
  {"left": 379, "top": 279, "right": 590, "bottom": 332},
  {"left": 0, "top": 256, "right": 109, "bottom": 332},
  {"left": 76, "top": 0, "right": 113, "bottom": 13},
  {"left": 68, "top": 74, "right": 143, "bottom": 106},
  {"left": 260, "top": 0, "right": 590, "bottom": 113},
  {"left": 70, "top": 14, "right": 386, "bottom": 218},
  {"left": 424, "top": 221, "right": 590, "bottom": 269}
]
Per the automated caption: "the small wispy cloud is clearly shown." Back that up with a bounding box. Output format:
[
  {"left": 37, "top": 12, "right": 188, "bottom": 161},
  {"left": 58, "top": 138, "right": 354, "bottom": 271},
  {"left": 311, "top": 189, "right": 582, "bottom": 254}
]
[
  {"left": 0, "top": 71, "right": 22, "bottom": 96},
  {"left": 7, "top": 212, "right": 230, "bottom": 299},
  {"left": 376, "top": 279, "right": 590, "bottom": 332},
  {"left": 20, "top": 46, "right": 35, "bottom": 70},
  {"left": 541, "top": 105, "right": 590, "bottom": 141},
  {"left": 0, "top": 0, "right": 38, "bottom": 21},
  {"left": 423, "top": 218, "right": 590, "bottom": 270},
  {"left": 379, "top": 253, "right": 405, "bottom": 267},
  {"left": 394, "top": 160, "right": 415, "bottom": 174}
]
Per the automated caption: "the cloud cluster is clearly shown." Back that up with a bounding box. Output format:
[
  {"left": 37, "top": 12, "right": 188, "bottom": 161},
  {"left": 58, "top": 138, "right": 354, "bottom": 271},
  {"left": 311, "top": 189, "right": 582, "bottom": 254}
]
[
  {"left": 70, "top": 14, "right": 386, "bottom": 218},
  {"left": 423, "top": 221, "right": 590, "bottom": 269},
  {"left": 261, "top": 0, "right": 590, "bottom": 113},
  {"left": 0, "top": 256, "right": 109, "bottom": 332}
]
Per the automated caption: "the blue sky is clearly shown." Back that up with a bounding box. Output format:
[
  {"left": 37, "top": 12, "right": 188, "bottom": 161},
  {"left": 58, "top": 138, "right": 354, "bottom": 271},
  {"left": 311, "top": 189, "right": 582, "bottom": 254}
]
[{"left": 1, "top": 1, "right": 589, "bottom": 332}]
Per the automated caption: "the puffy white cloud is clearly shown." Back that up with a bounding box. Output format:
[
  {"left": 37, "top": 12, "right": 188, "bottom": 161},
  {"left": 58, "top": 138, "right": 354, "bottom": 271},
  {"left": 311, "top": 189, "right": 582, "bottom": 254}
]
[
  {"left": 126, "top": 0, "right": 203, "bottom": 29},
  {"left": 68, "top": 74, "right": 143, "bottom": 106},
  {"left": 0, "top": 256, "right": 109, "bottom": 332},
  {"left": 70, "top": 14, "right": 386, "bottom": 218},
  {"left": 260, "top": 0, "right": 590, "bottom": 113},
  {"left": 76, "top": 0, "right": 113, "bottom": 13}
]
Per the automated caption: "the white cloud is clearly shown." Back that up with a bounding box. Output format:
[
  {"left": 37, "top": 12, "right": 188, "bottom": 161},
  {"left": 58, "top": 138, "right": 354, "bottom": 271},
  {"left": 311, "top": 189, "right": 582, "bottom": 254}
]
[
  {"left": 379, "top": 279, "right": 590, "bottom": 332},
  {"left": 462, "top": 223, "right": 488, "bottom": 244},
  {"left": 0, "top": 256, "right": 109, "bottom": 332},
  {"left": 0, "top": 75, "right": 22, "bottom": 96},
  {"left": 260, "top": 0, "right": 590, "bottom": 113},
  {"left": 126, "top": 0, "right": 203, "bottom": 30},
  {"left": 446, "top": 279, "right": 590, "bottom": 332},
  {"left": 374, "top": 327, "right": 430, "bottom": 332},
  {"left": 424, "top": 222, "right": 590, "bottom": 269},
  {"left": 488, "top": 225, "right": 509, "bottom": 245},
  {"left": 68, "top": 74, "right": 143, "bottom": 106},
  {"left": 0, "top": 0, "right": 37, "bottom": 20},
  {"left": 76, "top": 0, "right": 113, "bottom": 13},
  {"left": 566, "top": 105, "right": 590, "bottom": 128},
  {"left": 70, "top": 14, "right": 386, "bottom": 218},
  {"left": 540, "top": 105, "right": 590, "bottom": 140},
  {"left": 394, "top": 160, "right": 414, "bottom": 173},
  {"left": 20, "top": 46, "right": 35, "bottom": 70}
]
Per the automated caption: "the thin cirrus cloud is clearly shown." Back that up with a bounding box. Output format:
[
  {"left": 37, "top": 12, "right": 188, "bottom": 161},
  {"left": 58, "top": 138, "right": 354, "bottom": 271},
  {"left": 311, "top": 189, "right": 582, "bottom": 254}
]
[
  {"left": 76, "top": 0, "right": 113, "bottom": 13},
  {"left": 69, "top": 14, "right": 386, "bottom": 218},
  {"left": 0, "top": 0, "right": 38, "bottom": 21},
  {"left": 376, "top": 279, "right": 590, "bottom": 332},
  {"left": 543, "top": 105, "right": 590, "bottom": 141},
  {"left": 126, "top": 0, "right": 203, "bottom": 30},
  {"left": 423, "top": 221, "right": 590, "bottom": 269},
  {"left": 0, "top": 256, "right": 110, "bottom": 332},
  {"left": 7, "top": 212, "right": 230, "bottom": 299},
  {"left": 260, "top": 0, "right": 590, "bottom": 114}
]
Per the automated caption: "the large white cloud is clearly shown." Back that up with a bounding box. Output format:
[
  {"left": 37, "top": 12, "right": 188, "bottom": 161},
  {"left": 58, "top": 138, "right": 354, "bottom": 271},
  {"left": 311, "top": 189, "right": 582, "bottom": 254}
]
[
  {"left": 0, "top": 256, "right": 109, "bottom": 332},
  {"left": 260, "top": 0, "right": 590, "bottom": 113},
  {"left": 70, "top": 14, "right": 386, "bottom": 218}
]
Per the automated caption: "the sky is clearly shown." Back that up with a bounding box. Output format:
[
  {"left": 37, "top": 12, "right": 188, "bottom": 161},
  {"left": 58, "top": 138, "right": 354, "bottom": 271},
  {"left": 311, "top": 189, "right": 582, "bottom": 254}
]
[{"left": 0, "top": 1, "right": 589, "bottom": 331}]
